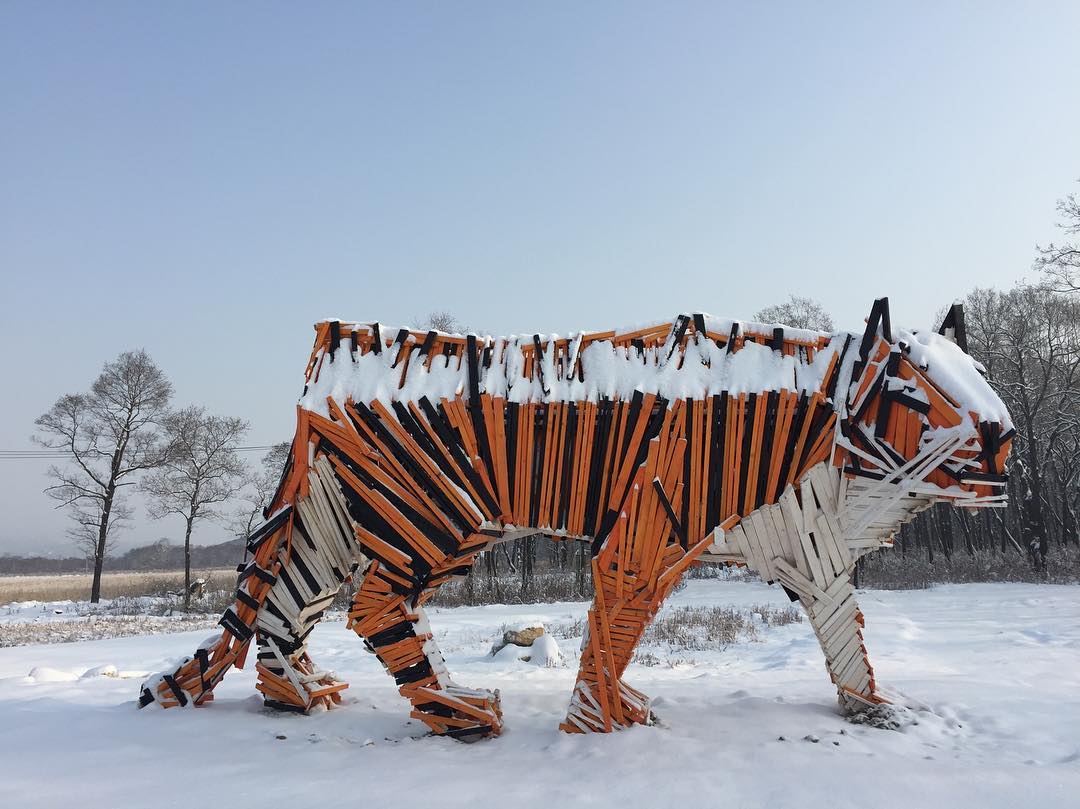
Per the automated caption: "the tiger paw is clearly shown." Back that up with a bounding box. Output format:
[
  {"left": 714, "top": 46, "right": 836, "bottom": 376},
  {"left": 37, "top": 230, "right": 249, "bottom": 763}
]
[
  {"left": 405, "top": 684, "right": 503, "bottom": 740},
  {"left": 562, "top": 678, "right": 653, "bottom": 733}
]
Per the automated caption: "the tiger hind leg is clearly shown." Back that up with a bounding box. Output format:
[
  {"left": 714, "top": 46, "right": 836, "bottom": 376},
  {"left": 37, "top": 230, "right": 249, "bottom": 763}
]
[
  {"left": 138, "top": 509, "right": 294, "bottom": 709},
  {"left": 253, "top": 576, "right": 353, "bottom": 713},
  {"left": 348, "top": 560, "right": 502, "bottom": 740},
  {"left": 139, "top": 461, "right": 364, "bottom": 711}
]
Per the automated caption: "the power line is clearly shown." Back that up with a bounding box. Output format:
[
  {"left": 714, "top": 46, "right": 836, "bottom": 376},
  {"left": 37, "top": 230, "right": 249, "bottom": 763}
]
[{"left": 0, "top": 445, "right": 280, "bottom": 460}]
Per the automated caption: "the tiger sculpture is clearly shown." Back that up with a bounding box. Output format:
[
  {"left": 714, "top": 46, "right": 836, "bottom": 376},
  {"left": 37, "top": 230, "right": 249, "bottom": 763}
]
[{"left": 139, "top": 298, "right": 1012, "bottom": 740}]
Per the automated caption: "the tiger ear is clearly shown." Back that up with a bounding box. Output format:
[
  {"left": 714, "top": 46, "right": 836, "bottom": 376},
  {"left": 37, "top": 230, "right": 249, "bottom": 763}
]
[
  {"left": 937, "top": 303, "right": 968, "bottom": 353},
  {"left": 857, "top": 297, "right": 892, "bottom": 362}
]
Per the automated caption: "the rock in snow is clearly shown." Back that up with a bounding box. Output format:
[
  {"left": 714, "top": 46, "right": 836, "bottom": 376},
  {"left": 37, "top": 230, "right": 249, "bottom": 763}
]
[{"left": 489, "top": 624, "right": 547, "bottom": 656}]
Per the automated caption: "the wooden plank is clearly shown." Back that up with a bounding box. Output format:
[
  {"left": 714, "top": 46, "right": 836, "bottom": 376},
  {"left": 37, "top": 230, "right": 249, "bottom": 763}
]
[
  {"left": 745, "top": 510, "right": 778, "bottom": 582},
  {"left": 778, "top": 487, "right": 812, "bottom": 580},
  {"left": 766, "top": 502, "right": 796, "bottom": 567},
  {"left": 795, "top": 507, "right": 829, "bottom": 590},
  {"left": 743, "top": 394, "right": 768, "bottom": 514}
]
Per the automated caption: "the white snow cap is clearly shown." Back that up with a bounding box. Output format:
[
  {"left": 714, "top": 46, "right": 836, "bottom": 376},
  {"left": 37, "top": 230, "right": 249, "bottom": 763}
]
[
  {"left": 298, "top": 314, "right": 1013, "bottom": 433},
  {"left": 299, "top": 314, "right": 840, "bottom": 417},
  {"left": 900, "top": 329, "right": 1013, "bottom": 429}
]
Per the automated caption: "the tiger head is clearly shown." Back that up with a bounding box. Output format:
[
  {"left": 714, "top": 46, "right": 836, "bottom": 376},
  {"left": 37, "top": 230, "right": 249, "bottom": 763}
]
[{"left": 833, "top": 298, "right": 1012, "bottom": 530}]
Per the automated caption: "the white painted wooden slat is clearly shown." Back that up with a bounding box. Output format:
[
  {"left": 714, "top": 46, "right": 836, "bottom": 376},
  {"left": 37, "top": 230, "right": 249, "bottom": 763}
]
[
  {"left": 801, "top": 484, "right": 819, "bottom": 538},
  {"left": 805, "top": 482, "right": 846, "bottom": 578},
  {"left": 815, "top": 591, "right": 852, "bottom": 631},
  {"left": 824, "top": 633, "right": 858, "bottom": 671},
  {"left": 278, "top": 559, "right": 316, "bottom": 607},
  {"left": 256, "top": 609, "right": 292, "bottom": 640},
  {"left": 741, "top": 516, "right": 769, "bottom": 578},
  {"left": 773, "top": 558, "right": 826, "bottom": 602},
  {"left": 796, "top": 524, "right": 829, "bottom": 589},
  {"left": 823, "top": 573, "right": 852, "bottom": 603},
  {"left": 706, "top": 525, "right": 746, "bottom": 561},
  {"left": 299, "top": 591, "right": 336, "bottom": 615},
  {"left": 838, "top": 648, "right": 870, "bottom": 688},
  {"left": 275, "top": 553, "right": 316, "bottom": 609},
  {"left": 846, "top": 668, "right": 872, "bottom": 696},
  {"left": 746, "top": 511, "right": 778, "bottom": 582},
  {"left": 830, "top": 633, "right": 863, "bottom": 675},
  {"left": 313, "top": 457, "right": 361, "bottom": 543},
  {"left": 837, "top": 643, "right": 870, "bottom": 688},
  {"left": 302, "top": 482, "right": 347, "bottom": 568},
  {"left": 291, "top": 505, "right": 340, "bottom": 587},
  {"left": 757, "top": 506, "right": 788, "bottom": 569},
  {"left": 303, "top": 496, "right": 353, "bottom": 580},
  {"left": 775, "top": 570, "right": 814, "bottom": 602},
  {"left": 847, "top": 537, "right": 890, "bottom": 550},
  {"left": 821, "top": 618, "right": 859, "bottom": 660},
  {"left": 809, "top": 462, "right": 839, "bottom": 509},
  {"left": 813, "top": 592, "right": 848, "bottom": 630},
  {"left": 304, "top": 468, "right": 357, "bottom": 569},
  {"left": 291, "top": 514, "right": 341, "bottom": 591},
  {"left": 262, "top": 588, "right": 302, "bottom": 625},
  {"left": 815, "top": 595, "right": 857, "bottom": 637},
  {"left": 698, "top": 551, "right": 744, "bottom": 564},
  {"left": 806, "top": 484, "right": 850, "bottom": 577},
  {"left": 766, "top": 503, "right": 796, "bottom": 566},
  {"left": 736, "top": 523, "right": 771, "bottom": 577},
  {"left": 728, "top": 525, "right": 755, "bottom": 569},
  {"left": 778, "top": 489, "right": 812, "bottom": 579},
  {"left": 751, "top": 507, "right": 786, "bottom": 557}
]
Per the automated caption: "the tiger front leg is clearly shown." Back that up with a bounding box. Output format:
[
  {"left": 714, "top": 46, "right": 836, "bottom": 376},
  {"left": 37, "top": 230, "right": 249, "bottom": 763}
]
[
  {"left": 800, "top": 566, "right": 886, "bottom": 714},
  {"left": 726, "top": 474, "right": 888, "bottom": 715},
  {"left": 747, "top": 548, "right": 886, "bottom": 714},
  {"left": 349, "top": 560, "right": 502, "bottom": 740}
]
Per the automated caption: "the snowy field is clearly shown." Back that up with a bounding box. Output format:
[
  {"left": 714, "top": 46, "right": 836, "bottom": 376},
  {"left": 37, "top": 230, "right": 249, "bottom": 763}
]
[{"left": 1, "top": 580, "right": 1078, "bottom": 809}]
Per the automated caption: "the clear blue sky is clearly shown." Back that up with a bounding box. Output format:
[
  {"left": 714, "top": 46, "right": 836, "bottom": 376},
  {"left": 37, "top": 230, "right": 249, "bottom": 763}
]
[{"left": 2, "top": 2, "right": 1078, "bottom": 555}]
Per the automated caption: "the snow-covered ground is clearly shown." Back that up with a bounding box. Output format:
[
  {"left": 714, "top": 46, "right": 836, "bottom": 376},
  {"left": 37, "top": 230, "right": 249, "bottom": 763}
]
[{"left": 1, "top": 580, "right": 1077, "bottom": 808}]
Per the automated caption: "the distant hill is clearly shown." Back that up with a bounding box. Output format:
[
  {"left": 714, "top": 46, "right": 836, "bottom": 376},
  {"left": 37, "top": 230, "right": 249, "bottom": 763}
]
[{"left": 0, "top": 537, "right": 247, "bottom": 575}]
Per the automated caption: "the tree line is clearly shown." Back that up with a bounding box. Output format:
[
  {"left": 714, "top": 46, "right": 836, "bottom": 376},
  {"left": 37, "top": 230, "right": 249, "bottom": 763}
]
[
  {"left": 757, "top": 190, "right": 1080, "bottom": 584},
  {"left": 874, "top": 183, "right": 1080, "bottom": 582}
]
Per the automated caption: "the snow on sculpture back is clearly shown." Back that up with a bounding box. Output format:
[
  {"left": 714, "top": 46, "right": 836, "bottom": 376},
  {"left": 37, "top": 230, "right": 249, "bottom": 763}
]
[{"left": 139, "top": 299, "right": 1012, "bottom": 739}]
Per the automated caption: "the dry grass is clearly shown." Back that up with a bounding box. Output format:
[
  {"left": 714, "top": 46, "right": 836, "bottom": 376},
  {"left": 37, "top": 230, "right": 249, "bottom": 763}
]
[
  {"left": 543, "top": 603, "right": 803, "bottom": 668},
  {"left": 0, "top": 568, "right": 237, "bottom": 605},
  {"left": 0, "top": 615, "right": 221, "bottom": 648},
  {"left": 641, "top": 603, "right": 802, "bottom": 651}
]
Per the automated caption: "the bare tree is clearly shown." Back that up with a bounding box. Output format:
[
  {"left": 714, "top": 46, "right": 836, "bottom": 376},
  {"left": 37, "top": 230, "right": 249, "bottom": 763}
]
[
  {"left": 141, "top": 407, "right": 249, "bottom": 610},
  {"left": 1035, "top": 180, "right": 1080, "bottom": 292},
  {"left": 755, "top": 295, "right": 835, "bottom": 331},
  {"left": 233, "top": 441, "right": 291, "bottom": 541},
  {"left": 964, "top": 284, "right": 1080, "bottom": 569},
  {"left": 33, "top": 350, "right": 173, "bottom": 602},
  {"left": 416, "top": 311, "right": 466, "bottom": 333}
]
